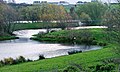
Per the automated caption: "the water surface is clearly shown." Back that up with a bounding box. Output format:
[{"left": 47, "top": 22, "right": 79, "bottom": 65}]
[{"left": 0, "top": 29, "right": 101, "bottom": 60}]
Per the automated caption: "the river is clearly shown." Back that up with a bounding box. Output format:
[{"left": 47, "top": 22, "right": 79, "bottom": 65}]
[{"left": 0, "top": 29, "right": 101, "bottom": 60}]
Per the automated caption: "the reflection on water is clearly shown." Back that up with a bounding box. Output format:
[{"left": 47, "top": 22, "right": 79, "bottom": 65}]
[{"left": 0, "top": 29, "right": 102, "bottom": 60}]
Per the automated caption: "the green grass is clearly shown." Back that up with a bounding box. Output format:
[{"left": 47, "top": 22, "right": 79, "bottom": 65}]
[
  {"left": 0, "top": 47, "right": 117, "bottom": 72},
  {"left": 0, "top": 29, "right": 119, "bottom": 72},
  {"left": 14, "top": 22, "right": 59, "bottom": 31},
  {"left": 0, "top": 36, "right": 18, "bottom": 41},
  {"left": 32, "top": 29, "right": 108, "bottom": 46},
  {"left": 0, "top": 33, "right": 18, "bottom": 41}
]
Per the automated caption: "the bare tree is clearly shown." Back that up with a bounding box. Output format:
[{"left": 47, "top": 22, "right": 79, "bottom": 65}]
[{"left": 0, "top": 3, "right": 17, "bottom": 35}]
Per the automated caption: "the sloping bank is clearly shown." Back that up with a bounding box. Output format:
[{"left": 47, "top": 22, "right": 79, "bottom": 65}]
[
  {"left": 0, "top": 29, "right": 119, "bottom": 72},
  {"left": 0, "top": 34, "right": 18, "bottom": 41}
]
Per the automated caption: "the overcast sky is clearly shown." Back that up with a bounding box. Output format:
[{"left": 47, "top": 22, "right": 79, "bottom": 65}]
[{"left": 9, "top": 0, "right": 118, "bottom": 4}]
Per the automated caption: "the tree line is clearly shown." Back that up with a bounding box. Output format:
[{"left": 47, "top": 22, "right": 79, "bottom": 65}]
[{"left": 0, "top": 1, "right": 120, "bottom": 38}]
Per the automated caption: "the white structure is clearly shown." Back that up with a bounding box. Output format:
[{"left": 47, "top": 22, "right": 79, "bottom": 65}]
[
  {"left": 91, "top": 0, "right": 97, "bottom": 2},
  {"left": 41, "top": 1, "right": 47, "bottom": 3},
  {"left": 58, "top": 1, "right": 69, "bottom": 5},
  {"left": 48, "top": 2, "right": 59, "bottom": 5},
  {"left": 76, "top": 1, "right": 87, "bottom": 5},
  {"left": 33, "top": 1, "right": 40, "bottom": 4},
  {"left": 33, "top": 1, "right": 70, "bottom": 5}
]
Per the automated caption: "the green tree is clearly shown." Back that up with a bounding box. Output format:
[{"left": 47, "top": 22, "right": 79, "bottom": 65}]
[
  {"left": 76, "top": 2, "right": 108, "bottom": 25},
  {"left": 103, "top": 4, "right": 120, "bottom": 54},
  {"left": 79, "top": 12, "right": 92, "bottom": 26}
]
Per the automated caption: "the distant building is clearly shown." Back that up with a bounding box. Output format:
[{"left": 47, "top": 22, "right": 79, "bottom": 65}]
[
  {"left": 33, "top": 1, "right": 70, "bottom": 5},
  {"left": 91, "top": 0, "right": 97, "bottom": 2},
  {"left": 48, "top": 2, "right": 59, "bottom": 5},
  {"left": 76, "top": 1, "right": 88, "bottom": 5},
  {"left": 58, "top": 1, "right": 69, "bottom": 5},
  {"left": 33, "top": 1, "right": 40, "bottom": 4},
  {"left": 41, "top": 1, "right": 47, "bottom": 4}
]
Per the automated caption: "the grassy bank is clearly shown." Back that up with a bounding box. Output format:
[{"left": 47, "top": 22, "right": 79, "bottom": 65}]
[
  {"left": 0, "top": 33, "right": 18, "bottom": 41},
  {"left": 14, "top": 22, "right": 79, "bottom": 31},
  {"left": 0, "top": 22, "right": 58, "bottom": 41},
  {"left": 0, "top": 29, "right": 119, "bottom": 72},
  {"left": 0, "top": 47, "right": 118, "bottom": 72},
  {"left": 0, "top": 36, "right": 18, "bottom": 41},
  {"left": 0, "top": 22, "right": 79, "bottom": 41},
  {"left": 32, "top": 29, "right": 108, "bottom": 46},
  {"left": 14, "top": 22, "right": 59, "bottom": 31}
]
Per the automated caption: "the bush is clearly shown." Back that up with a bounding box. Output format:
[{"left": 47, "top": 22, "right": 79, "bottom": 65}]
[
  {"left": 89, "top": 63, "right": 116, "bottom": 72},
  {"left": 27, "top": 59, "right": 33, "bottom": 62},
  {"left": 62, "top": 66, "right": 81, "bottom": 72},
  {"left": 0, "top": 60, "right": 4, "bottom": 67},
  {"left": 98, "top": 42, "right": 107, "bottom": 46},
  {"left": 39, "top": 55, "right": 45, "bottom": 60},
  {"left": 4, "top": 57, "right": 14, "bottom": 65},
  {"left": 16, "top": 56, "right": 26, "bottom": 63},
  {"left": 68, "top": 50, "right": 82, "bottom": 55}
]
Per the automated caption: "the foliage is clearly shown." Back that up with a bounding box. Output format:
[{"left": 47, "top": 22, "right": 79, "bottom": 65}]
[
  {"left": 76, "top": 2, "right": 108, "bottom": 25},
  {"left": 38, "top": 55, "right": 45, "bottom": 60},
  {"left": 4, "top": 57, "right": 14, "bottom": 65},
  {"left": 62, "top": 66, "right": 81, "bottom": 72},
  {"left": 102, "top": 3, "right": 120, "bottom": 55},
  {"left": 32, "top": 29, "right": 107, "bottom": 46},
  {"left": 68, "top": 50, "right": 82, "bottom": 55},
  {"left": 0, "top": 3, "right": 17, "bottom": 35},
  {"left": 0, "top": 35, "right": 18, "bottom": 41},
  {"left": 0, "top": 3, "right": 17, "bottom": 34},
  {"left": 79, "top": 12, "right": 92, "bottom": 26},
  {"left": 16, "top": 56, "right": 26, "bottom": 63},
  {"left": 89, "top": 63, "right": 116, "bottom": 72},
  {"left": 69, "top": 7, "right": 78, "bottom": 20}
]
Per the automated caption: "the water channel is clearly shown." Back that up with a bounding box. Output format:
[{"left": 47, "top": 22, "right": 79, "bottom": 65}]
[{"left": 0, "top": 29, "right": 101, "bottom": 60}]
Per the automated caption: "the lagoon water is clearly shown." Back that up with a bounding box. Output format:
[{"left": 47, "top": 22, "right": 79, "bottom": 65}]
[{"left": 0, "top": 29, "right": 101, "bottom": 60}]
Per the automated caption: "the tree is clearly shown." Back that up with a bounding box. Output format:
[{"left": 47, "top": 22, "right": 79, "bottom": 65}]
[
  {"left": 0, "top": 3, "right": 17, "bottom": 35},
  {"left": 39, "top": 4, "right": 68, "bottom": 30},
  {"left": 18, "top": 6, "right": 40, "bottom": 22},
  {"left": 76, "top": 2, "right": 108, "bottom": 25},
  {"left": 79, "top": 12, "right": 92, "bottom": 26},
  {"left": 69, "top": 7, "right": 78, "bottom": 20},
  {"left": 103, "top": 3, "right": 120, "bottom": 54}
]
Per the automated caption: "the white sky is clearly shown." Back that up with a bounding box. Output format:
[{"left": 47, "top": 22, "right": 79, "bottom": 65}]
[{"left": 8, "top": 0, "right": 118, "bottom": 4}]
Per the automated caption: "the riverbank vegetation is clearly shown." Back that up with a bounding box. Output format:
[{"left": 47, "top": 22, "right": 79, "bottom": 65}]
[
  {"left": 0, "top": 33, "right": 18, "bottom": 41},
  {"left": 13, "top": 22, "right": 79, "bottom": 31},
  {"left": 32, "top": 29, "right": 107, "bottom": 46},
  {"left": 0, "top": 46, "right": 118, "bottom": 72},
  {"left": 0, "top": 0, "right": 120, "bottom": 72}
]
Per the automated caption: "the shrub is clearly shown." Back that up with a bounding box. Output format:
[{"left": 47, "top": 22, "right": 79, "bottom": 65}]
[
  {"left": 38, "top": 55, "right": 45, "bottom": 60},
  {"left": 16, "top": 56, "right": 26, "bottom": 63},
  {"left": 4, "top": 57, "right": 14, "bottom": 65},
  {"left": 89, "top": 63, "right": 116, "bottom": 72},
  {"left": 38, "top": 32, "right": 46, "bottom": 37},
  {"left": 98, "top": 42, "right": 107, "bottom": 46},
  {"left": 62, "top": 66, "right": 81, "bottom": 72},
  {"left": 91, "top": 40, "right": 98, "bottom": 45},
  {"left": 0, "top": 60, "right": 4, "bottom": 67},
  {"left": 27, "top": 59, "right": 33, "bottom": 62},
  {"left": 68, "top": 50, "right": 82, "bottom": 55}
]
